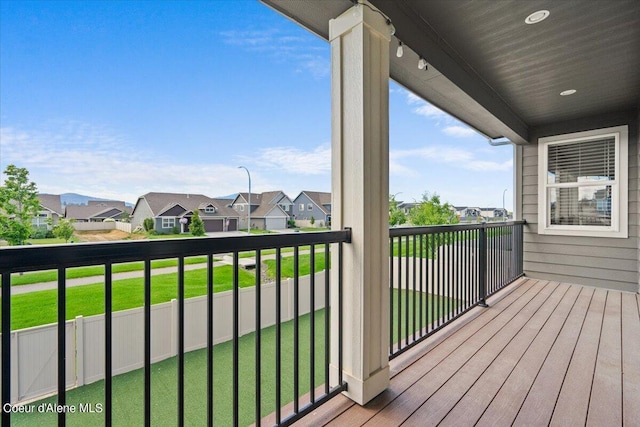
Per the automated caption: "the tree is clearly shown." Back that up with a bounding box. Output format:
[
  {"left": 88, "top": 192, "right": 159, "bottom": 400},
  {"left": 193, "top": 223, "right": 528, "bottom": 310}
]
[
  {"left": 51, "top": 218, "right": 75, "bottom": 243},
  {"left": 0, "top": 165, "right": 40, "bottom": 245},
  {"left": 407, "top": 192, "right": 458, "bottom": 226},
  {"left": 189, "top": 211, "right": 205, "bottom": 236},
  {"left": 389, "top": 194, "right": 407, "bottom": 226},
  {"left": 407, "top": 192, "right": 459, "bottom": 258},
  {"left": 310, "top": 216, "right": 315, "bottom": 226}
]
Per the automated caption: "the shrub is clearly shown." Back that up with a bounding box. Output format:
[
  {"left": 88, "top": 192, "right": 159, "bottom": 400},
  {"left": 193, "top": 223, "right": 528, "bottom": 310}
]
[
  {"left": 287, "top": 219, "right": 296, "bottom": 228},
  {"left": 103, "top": 218, "right": 115, "bottom": 223},
  {"left": 171, "top": 226, "right": 180, "bottom": 235},
  {"left": 143, "top": 218, "right": 154, "bottom": 232},
  {"left": 310, "top": 216, "right": 315, "bottom": 225},
  {"left": 29, "top": 228, "right": 53, "bottom": 239}
]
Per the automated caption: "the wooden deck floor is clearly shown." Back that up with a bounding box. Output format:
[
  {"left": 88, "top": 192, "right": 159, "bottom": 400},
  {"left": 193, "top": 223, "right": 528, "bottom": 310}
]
[{"left": 295, "top": 278, "right": 640, "bottom": 426}]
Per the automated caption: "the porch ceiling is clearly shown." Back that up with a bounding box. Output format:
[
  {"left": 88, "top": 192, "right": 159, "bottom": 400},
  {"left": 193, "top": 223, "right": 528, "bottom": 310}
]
[{"left": 260, "top": 0, "right": 640, "bottom": 144}]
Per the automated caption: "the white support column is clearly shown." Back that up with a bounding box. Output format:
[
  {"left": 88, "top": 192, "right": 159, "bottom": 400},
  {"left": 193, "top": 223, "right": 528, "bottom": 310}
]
[{"left": 329, "top": 1, "right": 390, "bottom": 405}]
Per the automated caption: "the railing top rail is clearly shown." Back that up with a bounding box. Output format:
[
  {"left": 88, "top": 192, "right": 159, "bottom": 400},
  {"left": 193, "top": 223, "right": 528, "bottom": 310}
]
[
  {"left": 0, "top": 229, "right": 351, "bottom": 274},
  {"left": 389, "top": 220, "right": 526, "bottom": 237}
]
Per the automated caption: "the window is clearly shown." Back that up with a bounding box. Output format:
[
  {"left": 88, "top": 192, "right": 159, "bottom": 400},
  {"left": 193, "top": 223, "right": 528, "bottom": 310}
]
[
  {"left": 162, "top": 217, "right": 175, "bottom": 229},
  {"left": 299, "top": 203, "right": 305, "bottom": 211},
  {"left": 204, "top": 206, "right": 215, "bottom": 213},
  {"left": 307, "top": 203, "right": 313, "bottom": 211},
  {"left": 538, "top": 125, "right": 628, "bottom": 238},
  {"left": 240, "top": 205, "right": 244, "bottom": 212}
]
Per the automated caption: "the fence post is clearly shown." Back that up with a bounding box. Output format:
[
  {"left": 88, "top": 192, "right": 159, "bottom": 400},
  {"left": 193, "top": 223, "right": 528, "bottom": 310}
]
[
  {"left": 75, "top": 316, "right": 84, "bottom": 387},
  {"left": 478, "top": 224, "right": 488, "bottom": 307}
]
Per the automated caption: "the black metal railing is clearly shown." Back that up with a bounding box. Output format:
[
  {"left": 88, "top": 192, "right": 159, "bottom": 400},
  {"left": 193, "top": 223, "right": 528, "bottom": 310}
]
[
  {"left": 389, "top": 221, "right": 524, "bottom": 358},
  {"left": 0, "top": 230, "right": 350, "bottom": 427}
]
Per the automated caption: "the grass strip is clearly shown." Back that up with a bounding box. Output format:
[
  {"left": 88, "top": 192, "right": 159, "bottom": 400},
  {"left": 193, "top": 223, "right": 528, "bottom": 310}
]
[
  {"left": 6, "top": 265, "right": 255, "bottom": 330},
  {"left": 10, "top": 257, "right": 210, "bottom": 287}
]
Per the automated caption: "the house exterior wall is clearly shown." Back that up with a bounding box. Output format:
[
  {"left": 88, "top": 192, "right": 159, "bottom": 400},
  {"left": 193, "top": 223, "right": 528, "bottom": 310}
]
[
  {"left": 293, "top": 193, "right": 328, "bottom": 223},
  {"left": 518, "top": 110, "right": 639, "bottom": 293},
  {"left": 130, "top": 200, "right": 154, "bottom": 229}
]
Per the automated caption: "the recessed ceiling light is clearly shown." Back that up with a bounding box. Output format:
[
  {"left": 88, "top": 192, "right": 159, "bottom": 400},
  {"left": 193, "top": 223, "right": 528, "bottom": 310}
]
[
  {"left": 560, "top": 89, "right": 577, "bottom": 96},
  {"left": 525, "top": 10, "right": 550, "bottom": 24}
]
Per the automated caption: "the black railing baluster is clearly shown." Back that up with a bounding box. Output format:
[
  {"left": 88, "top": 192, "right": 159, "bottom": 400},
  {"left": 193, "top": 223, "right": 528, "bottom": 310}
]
[
  {"left": 389, "top": 236, "right": 394, "bottom": 350},
  {"left": 58, "top": 268, "right": 66, "bottom": 427},
  {"left": 207, "top": 254, "right": 214, "bottom": 427},
  {"left": 404, "top": 236, "right": 409, "bottom": 345},
  {"left": 418, "top": 235, "right": 423, "bottom": 338},
  {"left": 144, "top": 259, "right": 151, "bottom": 427},
  {"left": 233, "top": 252, "right": 239, "bottom": 427},
  {"left": 397, "top": 237, "right": 402, "bottom": 351},
  {"left": 293, "top": 246, "right": 299, "bottom": 414},
  {"left": 105, "top": 262, "right": 113, "bottom": 427},
  {"left": 178, "top": 257, "right": 185, "bottom": 427},
  {"left": 255, "top": 250, "right": 262, "bottom": 426},
  {"left": 1, "top": 273, "right": 10, "bottom": 426},
  {"left": 338, "top": 241, "right": 343, "bottom": 386},
  {"left": 324, "top": 244, "right": 330, "bottom": 396},
  {"left": 309, "top": 244, "right": 315, "bottom": 404},
  {"left": 275, "top": 248, "right": 282, "bottom": 426},
  {"left": 412, "top": 234, "right": 416, "bottom": 342}
]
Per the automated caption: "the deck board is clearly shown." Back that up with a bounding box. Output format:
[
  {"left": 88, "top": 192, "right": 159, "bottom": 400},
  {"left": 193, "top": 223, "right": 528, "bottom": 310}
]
[
  {"left": 587, "top": 291, "right": 623, "bottom": 427},
  {"left": 622, "top": 293, "right": 640, "bottom": 426},
  {"left": 286, "top": 279, "right": 639, "bottom": 427},
  {"left": 363, "top": 280, "right": 547, "bottom": 427},
  {"left": 403, "top": 281, "right": 568, "bottom": 427},
  {"left": 513, "top": 286, "right": 594, "bottom": 425}
]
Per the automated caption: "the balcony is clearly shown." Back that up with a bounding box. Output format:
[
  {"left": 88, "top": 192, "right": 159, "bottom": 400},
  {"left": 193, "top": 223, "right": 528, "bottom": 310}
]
[{"left": 0, "top": 222, "right": 544, "bottom": 426}]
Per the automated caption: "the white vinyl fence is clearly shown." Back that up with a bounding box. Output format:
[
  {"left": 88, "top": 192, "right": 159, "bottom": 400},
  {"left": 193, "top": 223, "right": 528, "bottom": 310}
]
[
  {"left": 71, "top": 221, "right": 131, "bottom": 232},
  {"left": 1, "top": 273, "right": 327, "bottom": 405}
]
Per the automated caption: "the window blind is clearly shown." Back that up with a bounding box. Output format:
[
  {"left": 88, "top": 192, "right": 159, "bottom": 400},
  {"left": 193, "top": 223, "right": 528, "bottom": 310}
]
[{"left": 547, "top": 137, "right": 615, "bottom": 184}]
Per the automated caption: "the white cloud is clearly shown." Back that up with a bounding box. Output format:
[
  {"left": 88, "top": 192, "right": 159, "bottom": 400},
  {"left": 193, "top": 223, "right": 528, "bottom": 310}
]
[
  {"left": 0, "top": 124, "right": 256, "bottom": 203},
  {"left": 220, "top": 28, "right": 329, "bottom": 79},
  {"left": 390, "top": 145, "right": 511, "bottom": 173},
  {"left": 246, "top": 144, "right": 331, "bottom": 175},
  {"left": 442, "top": 125, "right": 477, "bottom": 138}
]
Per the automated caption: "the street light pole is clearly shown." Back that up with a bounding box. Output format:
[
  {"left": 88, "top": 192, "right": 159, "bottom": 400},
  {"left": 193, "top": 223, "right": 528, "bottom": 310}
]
[{"left": 238, "top": 166, "right": 251, "bottom": 234}]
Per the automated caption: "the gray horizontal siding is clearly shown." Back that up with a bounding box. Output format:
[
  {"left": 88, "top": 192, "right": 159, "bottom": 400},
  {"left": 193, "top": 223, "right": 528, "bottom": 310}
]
[{"left": 520, "top": 112, "right": 639, "bottom": 293}]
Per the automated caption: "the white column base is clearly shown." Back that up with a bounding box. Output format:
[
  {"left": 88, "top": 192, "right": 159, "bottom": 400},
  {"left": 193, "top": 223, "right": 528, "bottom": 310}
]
[{"left": 331, "top": 364, "right": 390, "bottom": 405}]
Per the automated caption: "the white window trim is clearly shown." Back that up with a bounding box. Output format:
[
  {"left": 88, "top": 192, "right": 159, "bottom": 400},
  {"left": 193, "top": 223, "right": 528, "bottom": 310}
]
[
  {"left": 537, "top": 125, "right": 628, "bottom": 238},
  {"left": 162, "top": 217, "right": 176, "bottom": 229}
]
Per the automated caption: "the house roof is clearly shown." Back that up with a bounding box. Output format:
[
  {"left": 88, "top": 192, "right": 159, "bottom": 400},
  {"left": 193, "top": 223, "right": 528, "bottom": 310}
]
[
  {"left": 234, "top": 192, "right": 263, "bottom": 206},
  {"left": 251, "top": 203, "right": 288, "bottom": 218},
  {"left": 296, "top": 191, "right": 332, "bottom": 215},
  {"left": 65, "top": 202, "right": 131, "bottom": 221},
  {"left": 38, "top": 194, "right": 63, "bottom": 215},
  {"left": 137, "top": 192, "right": 238, "bottom": 218},
  {"left": 261, "top": 0, "right": 640, "bottom": 144}
]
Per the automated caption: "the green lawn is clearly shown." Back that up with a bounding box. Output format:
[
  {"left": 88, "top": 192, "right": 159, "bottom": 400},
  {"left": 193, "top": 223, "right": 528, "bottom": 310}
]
[
  {"left": 10, "top": 257, "right": 210, "bottom": 287},
  {"left": 11, "top": 309, "right": 330, "bottom": 427},
  {"left": 6, "top": 265, "right": 255, "bottom": 330},
  {"left": 263, "top": 252, "right": 327, "bottom": 279},
  {"left": 11, "top": 289, "right": 455, "bottom": 426}
]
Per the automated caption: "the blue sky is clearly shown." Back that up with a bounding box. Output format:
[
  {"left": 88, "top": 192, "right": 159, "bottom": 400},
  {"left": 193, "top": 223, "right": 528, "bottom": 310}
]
[{"left": 0, "top": 0, "right": 513, "bottom": 209}]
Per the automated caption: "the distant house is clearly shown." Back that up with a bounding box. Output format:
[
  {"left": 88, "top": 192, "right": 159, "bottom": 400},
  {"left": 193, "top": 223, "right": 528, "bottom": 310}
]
[
  {"left": 454, "top": 206, "right": 482, "bottom": 222},
  {"left": 65, "top": 200, "right": 132, "bottom": 222},
  {"left": 131, "top": 192, "right": 239, "bottom": 233},
  {"left": 34, "top": 194, "right": 64, "bottom": 229},
  {"left": 230, "top": 190, "right": 293, "bottom": 230},
  {"left": 292, "top": 191, "right": 331, "bottom": 226},
  {"left": 397, "top": 201, "right": 418, "bottom": 215}
]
